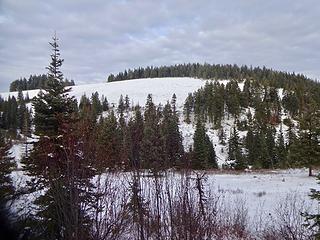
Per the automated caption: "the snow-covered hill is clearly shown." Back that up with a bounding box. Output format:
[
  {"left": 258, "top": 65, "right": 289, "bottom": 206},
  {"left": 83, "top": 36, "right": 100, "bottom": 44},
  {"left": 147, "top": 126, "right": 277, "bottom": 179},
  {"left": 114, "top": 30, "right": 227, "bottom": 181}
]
[
  {"left": 0, "top": 77, "right": 293, "bottom": 166},
  {"left": 0, "top": 77, "right": 206, "bottom": 108}
]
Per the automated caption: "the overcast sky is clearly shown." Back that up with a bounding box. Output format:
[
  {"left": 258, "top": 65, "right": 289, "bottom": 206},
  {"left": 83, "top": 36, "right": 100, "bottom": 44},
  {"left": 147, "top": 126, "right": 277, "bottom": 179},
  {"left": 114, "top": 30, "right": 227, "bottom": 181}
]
[{"left": 0, "top": 0, "right": 319, "bottom": 91}]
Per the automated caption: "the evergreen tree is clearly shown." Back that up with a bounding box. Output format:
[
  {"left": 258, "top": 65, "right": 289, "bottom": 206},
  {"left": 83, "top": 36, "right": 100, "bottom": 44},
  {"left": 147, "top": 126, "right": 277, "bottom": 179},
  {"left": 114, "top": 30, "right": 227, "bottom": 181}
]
[
  {"left": 228, "top": 126, "right": 244, "bottom": 169},
  {"left": 276, "top": 125, "right": 287, "bottom": 168},
  {"left": 257, "top": 130, "right": 271, "bottom": 168},
  {"left": 33, "top": 35, "right": 76, "bottom": 137},
  {"left": 91, "top": 91, "right": 102, "bottom": 119},
  {"left": 24, "top": 34, "right": 92, "bottom": 239},
  {"left": 212, "top": 82, "right": 225, "bottom": 128},
  {"left": 245, "top": 126, "right": 256, "bottom": 166},
  {"left": 304, "top": 175, "right": 320, "bottom": 238},
  {"left": 225, "top": 81, "right": 241, "bottom": 118},
  {"left": 97, "top": 110, "right": 122, "bottom": 168},
  {"left": 265, "top": 126, "right": 277, "bottom": 168},
  {"left": 183, "top": 93, "right": 193, "bottom": 124},
  {"left": 128, "top": 106, "right": 144, "bottom": 168},
  {"left": 101, "top": 96, "right": 109, "bottom": 111},
  {"left": 17, "top": 89, "right": 27, "bottom": 132},
  {"left": 288, "top": 107, "right": 320, "bottom": 176},
  {"left": 161, "top": 101, "right": 184, "bottom": 167},
  {"left": 140, "top": 94, "right": 164, "bottom": 169},
  {"left": 218, "top": 127, "right": 226, "bottom": 145},
  {"left": 0, "top": 132, "right": 15, "bottom": 206},
  {"left": 192, "top": 119, "right": 217, "bottom": 169},
  {"left": 124, "top": 94, "right": 130, "bottom": 111}
]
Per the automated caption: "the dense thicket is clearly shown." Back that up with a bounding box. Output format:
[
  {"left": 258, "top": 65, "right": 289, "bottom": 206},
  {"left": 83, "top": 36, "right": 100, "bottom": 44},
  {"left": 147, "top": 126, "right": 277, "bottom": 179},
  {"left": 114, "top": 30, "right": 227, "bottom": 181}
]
[
  {"left": 10, "top": 74, "right": 75, "bottom": 92},
  {"left": 182, "top": 77, "right": 320, "bottom": 173},
  {"left": 0, "top": 91, "right": 32, "bottom": 136}
]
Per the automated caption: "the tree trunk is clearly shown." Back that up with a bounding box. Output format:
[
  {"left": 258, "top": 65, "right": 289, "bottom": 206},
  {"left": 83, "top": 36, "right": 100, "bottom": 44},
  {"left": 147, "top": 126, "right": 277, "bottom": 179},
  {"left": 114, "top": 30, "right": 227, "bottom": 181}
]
[{"left": 309, "top": 166, "right": 312, "bottom": 177}]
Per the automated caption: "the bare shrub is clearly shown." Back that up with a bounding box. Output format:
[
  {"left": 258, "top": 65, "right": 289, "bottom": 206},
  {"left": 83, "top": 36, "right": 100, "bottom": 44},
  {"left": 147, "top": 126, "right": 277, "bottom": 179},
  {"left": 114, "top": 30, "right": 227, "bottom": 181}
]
[
  {"left": 90, "top": 173, "right": 131, "bottom": 240},
  {"left": 261, "top": 192, "right": 313, "bottom": 240}
]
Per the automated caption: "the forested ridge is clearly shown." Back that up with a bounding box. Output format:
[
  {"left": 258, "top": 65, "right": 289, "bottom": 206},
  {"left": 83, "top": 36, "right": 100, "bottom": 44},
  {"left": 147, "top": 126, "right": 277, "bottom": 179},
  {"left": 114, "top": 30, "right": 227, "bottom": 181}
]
[
  {"left": 9, "top": 74, "right": 75, "bottom": 92},
  {"left": 108, "top": 63, "right": 320, "bottom": 104}
]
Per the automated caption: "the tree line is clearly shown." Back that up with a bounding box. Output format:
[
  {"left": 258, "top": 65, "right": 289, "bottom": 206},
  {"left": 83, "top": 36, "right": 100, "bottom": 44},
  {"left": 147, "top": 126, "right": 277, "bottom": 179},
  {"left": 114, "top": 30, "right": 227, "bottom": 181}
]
[
  {"left": 9, "top": 74, "right": 75, "bottom": 92},
  {"left": 108, "top": 63, "right": 320, "bottom": 104}
]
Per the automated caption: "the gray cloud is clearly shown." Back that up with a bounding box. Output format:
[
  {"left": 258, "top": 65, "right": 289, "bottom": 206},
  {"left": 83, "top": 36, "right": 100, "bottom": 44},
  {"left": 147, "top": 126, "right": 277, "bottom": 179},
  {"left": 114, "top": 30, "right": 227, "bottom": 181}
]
[{"left": 0, "top": 0, "right": 319, "bottom": 91}]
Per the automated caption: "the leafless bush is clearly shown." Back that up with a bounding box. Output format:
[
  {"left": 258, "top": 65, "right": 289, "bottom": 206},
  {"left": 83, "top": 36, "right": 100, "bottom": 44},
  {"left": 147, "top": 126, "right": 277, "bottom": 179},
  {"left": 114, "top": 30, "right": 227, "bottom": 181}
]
[
  {"left": 90, "top": 173, "right": 131, "bottom": 240},
  {"left": 260, "top": 192, "right": 313, "bottom": 240}
]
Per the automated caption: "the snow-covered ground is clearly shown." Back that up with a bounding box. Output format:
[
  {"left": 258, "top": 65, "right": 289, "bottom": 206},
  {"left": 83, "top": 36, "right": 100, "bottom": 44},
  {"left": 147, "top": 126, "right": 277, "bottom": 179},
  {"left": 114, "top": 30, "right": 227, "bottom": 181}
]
[
  {"left": 0, "top": 77, "right": 206, "bottom": 108},
  {"left": 205, "top": 168, "right": 318, "bottom": 218}
]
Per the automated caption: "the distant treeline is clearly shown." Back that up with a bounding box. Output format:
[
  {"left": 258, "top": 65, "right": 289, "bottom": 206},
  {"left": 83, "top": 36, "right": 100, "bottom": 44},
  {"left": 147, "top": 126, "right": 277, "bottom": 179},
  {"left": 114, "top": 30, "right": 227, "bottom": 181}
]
[
  {"left": 10, "top": 74, "right": 75, "bottom": 92},
  {"left": 108, "top": 63, "right": 320, "bottom": 102}
]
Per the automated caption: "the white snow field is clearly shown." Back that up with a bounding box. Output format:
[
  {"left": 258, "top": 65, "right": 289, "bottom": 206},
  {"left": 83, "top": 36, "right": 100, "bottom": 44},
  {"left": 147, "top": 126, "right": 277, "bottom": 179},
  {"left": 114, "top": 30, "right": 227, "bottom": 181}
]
[{"left": 0, "top": 77, "right": 206, "bottom": 108}]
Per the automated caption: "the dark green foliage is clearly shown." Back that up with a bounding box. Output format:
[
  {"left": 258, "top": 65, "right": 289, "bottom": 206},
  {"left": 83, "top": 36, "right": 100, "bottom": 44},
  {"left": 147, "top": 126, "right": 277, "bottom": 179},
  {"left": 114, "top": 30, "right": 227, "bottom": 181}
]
[
  {"left": 211, "top": 82, "right": 225, "bottom": 128},
  {"left": 91, "top": 92, "right": 103, "bottom": 118},
  {"left": 17, "top": 89, "right": 32, "bottom": 135},
  {"left": 140, "top": 94, "right": 164, "bottom": 169},
  {"left": 241, "top": 79, "right": 252, "bottom": 108},
  {"left": 0, "top": 132, "right": 15, "bottom": 205},
  {"left": 276, "top": 126, "right": 287, "bottom": 168},
  {"left": 183, "top": 93, "right": 193, "bottom": 124},
  {"left": 304, "top": 175, "right": 320, "bottom": 238},
  {"left": 228, "top": 126, "right": 245, "bottom": 169},
  {"left": 127, "top": 106, "right": 144, "bottom": 168},
  {"left": 288, "top": 106, "right": 320, "bottom": 175},
  {"left": 33, "top": 35, "right": 77, "bottom": 137},
  {"left": 124, "top": 94, "right": 130, "bottom": 111},
  {"left": 218, "top": 127, "right": 226, "bottom": 145},
  {"left": 256, "top": 131, "right": 270, "bottom": 168},
  {"left": 10, "top": 74, "right": 74, "bottom": 92},
  {"left": 0, "top": 96, "right": 18, "bottom": 131},
  {"left": 265, "top": 126, "right": 277, "bottom": 168},
  {"left": 225, "top": 80, "right": 241, "bottom": 118},
  {"left": 101, "top": 96, "right": 109, "bottom": 111},
  {"left": 161, "top": 98, "right": 184, "bottom": 167},
  {"left": 192, "top": 119, "right": 217, "bottom": 169},
  {"left": 244, "top": 126, "right": 255, "bottom": 166},
  {"left": 23, "top": 35, "right": 93, "bottom": 239},
  {"left": 97, "top": 110, "right": 122, "bottom": 168},
  {"left": 25, "top": 120, "right": 95, "bottom": 240}
]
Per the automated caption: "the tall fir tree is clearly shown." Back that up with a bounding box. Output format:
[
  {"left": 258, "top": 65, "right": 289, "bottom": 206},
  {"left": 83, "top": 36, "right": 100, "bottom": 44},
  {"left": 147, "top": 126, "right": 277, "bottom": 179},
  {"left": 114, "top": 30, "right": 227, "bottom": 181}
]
[
  {"left": 97, "top": 110, "right": 122, "bottom": 168},
  {"left": 304, "top": 175, "right": 320, "bottom": 238},
  {"left": 128, "top": 106, "right": 144, "bottom": 168},
  {"left": 33, "top": 34, "right": 76, "bottom": 137},
  {"left": 0, "top": 132, "right": 15, "bottom": 206},
  {"left": 140, "top": 94, "right": 164, "bottom": 169},
  {"left": 17, "top": 89, "right": 27, "bottom": 132},
  {"left": 288, "top": 106, "right": 320, "bottom": 176},
  {"left": 183, "top": 93, "right": 193, "bottom": 124},
  {"left": 24, "top": 34, "right": 93, "bottom": 239},
  {"left": 228, "top": 126, "right": 245, "bottom": 169},
  {"left": 276, "top": 125, "right": 287, "bottom": 168},
  {"left": 192, "top": 119, "right": 217, "bottom": 169},
  {"left": 161, "top": 100, "right": 184, "bottom": 167}
]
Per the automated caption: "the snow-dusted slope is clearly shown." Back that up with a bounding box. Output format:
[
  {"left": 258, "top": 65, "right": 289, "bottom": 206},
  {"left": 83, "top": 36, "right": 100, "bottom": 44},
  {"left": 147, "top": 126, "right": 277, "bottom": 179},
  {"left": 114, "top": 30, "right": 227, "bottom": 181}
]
[
  {"left": 0, "top": 77, "right": 290, "bottom": 166},
  {"left": 0, "top": 77, "right": 206, "bottom": 108}
]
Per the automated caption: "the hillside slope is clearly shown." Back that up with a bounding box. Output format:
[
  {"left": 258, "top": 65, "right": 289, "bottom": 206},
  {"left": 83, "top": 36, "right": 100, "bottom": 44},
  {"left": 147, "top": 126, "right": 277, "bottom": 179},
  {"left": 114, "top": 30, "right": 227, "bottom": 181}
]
[
  {"left": 0, "top": 77, "right": 297, "bottom": 166},
  {"left": 1, "top": 77, "right": 205, "bottom": 108}
]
